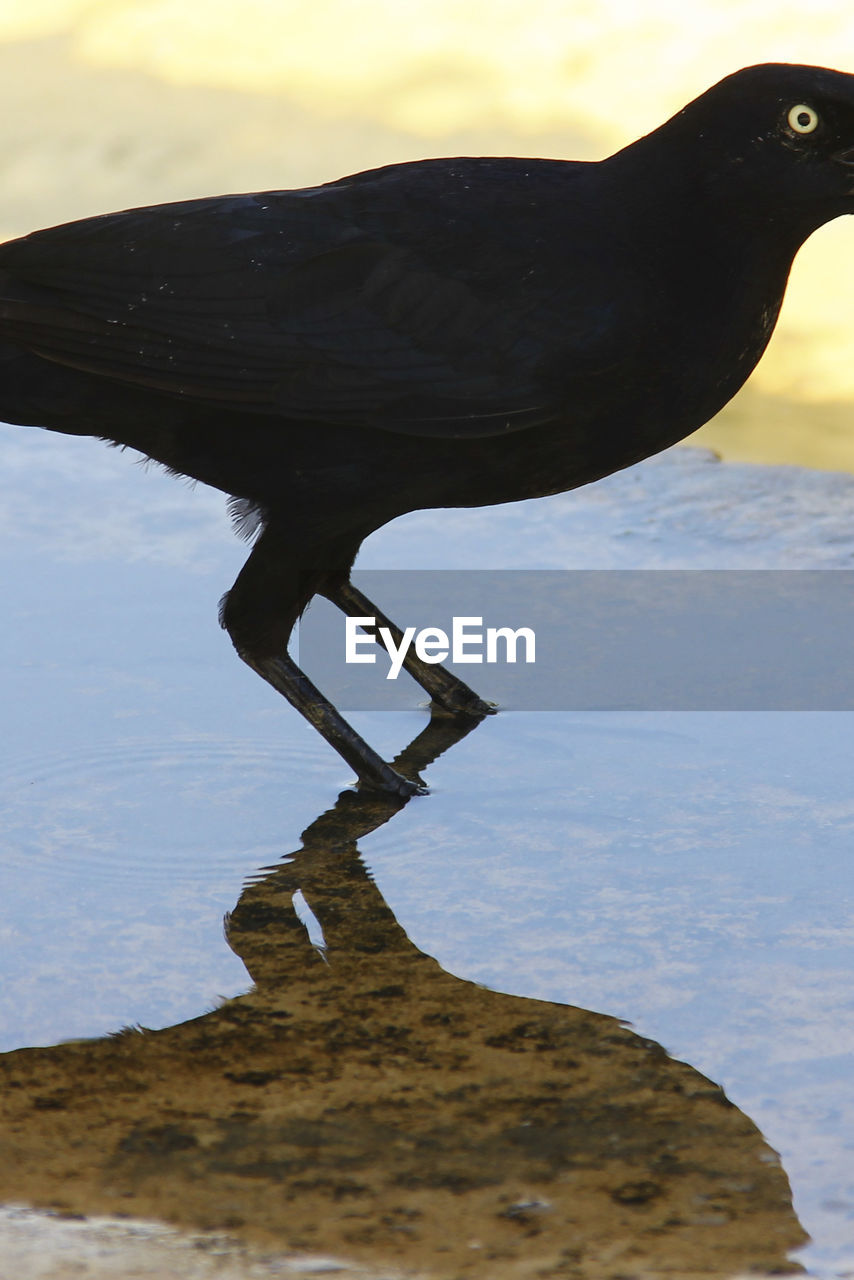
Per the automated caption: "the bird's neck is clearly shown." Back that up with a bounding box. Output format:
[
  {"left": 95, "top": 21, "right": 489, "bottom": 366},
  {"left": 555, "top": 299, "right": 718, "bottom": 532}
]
[{"left": 603, "top": 129, "right": 812, "bottom": 291}]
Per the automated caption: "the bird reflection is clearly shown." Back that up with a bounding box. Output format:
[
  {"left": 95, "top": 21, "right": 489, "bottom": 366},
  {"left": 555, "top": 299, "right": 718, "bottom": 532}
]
[{"left": 0, "top": 710, "right": 805, "bottom": 1276}]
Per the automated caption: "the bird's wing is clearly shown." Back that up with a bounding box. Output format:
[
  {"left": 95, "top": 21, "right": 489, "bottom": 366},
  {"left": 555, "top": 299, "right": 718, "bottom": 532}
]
[{"left": 0, "top": 188, "right": 627, "bottom": 439}]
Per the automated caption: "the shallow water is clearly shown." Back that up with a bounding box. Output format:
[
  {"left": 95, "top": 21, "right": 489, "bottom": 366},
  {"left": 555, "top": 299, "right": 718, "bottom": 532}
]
[{"left": 1, "top": 429, "right": 853, "bottom": 1277}]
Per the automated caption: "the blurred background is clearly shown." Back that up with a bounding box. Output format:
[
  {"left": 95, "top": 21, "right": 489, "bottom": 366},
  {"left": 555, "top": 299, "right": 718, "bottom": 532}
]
[{"left": 2, "top": 0, "right": 854, "bottom": 470}]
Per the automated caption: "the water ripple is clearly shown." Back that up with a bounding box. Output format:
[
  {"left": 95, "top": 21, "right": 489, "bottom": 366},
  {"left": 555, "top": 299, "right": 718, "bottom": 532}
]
[{"left": 0, "top": 734, "right": 333, "bottom": 886}]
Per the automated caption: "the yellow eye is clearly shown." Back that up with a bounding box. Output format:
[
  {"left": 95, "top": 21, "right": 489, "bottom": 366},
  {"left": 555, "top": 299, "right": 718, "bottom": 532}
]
[{"left": 788, "top": 103, "right": 819, "bottom": 134}]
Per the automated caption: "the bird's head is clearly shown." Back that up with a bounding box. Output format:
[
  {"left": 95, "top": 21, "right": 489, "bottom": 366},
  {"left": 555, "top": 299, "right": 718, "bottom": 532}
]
[{"left": 630, "top": 63, "right": 854, "bottom": 236}]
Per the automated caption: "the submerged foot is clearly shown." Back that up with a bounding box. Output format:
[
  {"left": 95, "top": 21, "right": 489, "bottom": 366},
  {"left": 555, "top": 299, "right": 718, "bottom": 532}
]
[{"left": 357, "top": 762, "right": 428, "bottom": 798}]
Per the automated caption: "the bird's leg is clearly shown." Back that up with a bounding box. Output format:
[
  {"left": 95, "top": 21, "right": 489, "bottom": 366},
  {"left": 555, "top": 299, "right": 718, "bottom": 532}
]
[
  {"left": 324, "top": 578, "right": 496, "bottom": 717},
  {"left": 220, "top": 523, "right": 424, "bottom": 797},
  {"left": 240, "top": 650, "right": 424, "bottom": 798}
]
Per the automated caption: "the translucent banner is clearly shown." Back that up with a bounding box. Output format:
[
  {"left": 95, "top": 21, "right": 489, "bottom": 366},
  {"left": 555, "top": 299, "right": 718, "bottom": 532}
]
[{"left": 295, "top": 570, "right": 854, "bottom": 710}]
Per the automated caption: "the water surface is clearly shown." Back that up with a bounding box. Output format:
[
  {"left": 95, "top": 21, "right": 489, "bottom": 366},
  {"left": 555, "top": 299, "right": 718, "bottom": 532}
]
[{"left": 0, "top": 430, "right": 852, "bottom": 1276}]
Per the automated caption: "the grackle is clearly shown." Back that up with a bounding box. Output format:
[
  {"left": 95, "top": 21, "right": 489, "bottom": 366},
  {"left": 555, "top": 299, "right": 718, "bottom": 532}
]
[{"left": 2, "top": 63, "right": 853, "bottom": 794}]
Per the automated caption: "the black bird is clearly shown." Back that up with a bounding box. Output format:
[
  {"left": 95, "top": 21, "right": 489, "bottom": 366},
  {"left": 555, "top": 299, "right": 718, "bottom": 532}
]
[{"left": 1, "top": 62, "right": 853, "bottom": 794}]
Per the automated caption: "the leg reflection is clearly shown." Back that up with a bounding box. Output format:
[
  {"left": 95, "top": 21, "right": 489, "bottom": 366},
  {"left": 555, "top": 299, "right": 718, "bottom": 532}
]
[{"left": 0, "top": 706, "right": 806, "bottom": 1277}]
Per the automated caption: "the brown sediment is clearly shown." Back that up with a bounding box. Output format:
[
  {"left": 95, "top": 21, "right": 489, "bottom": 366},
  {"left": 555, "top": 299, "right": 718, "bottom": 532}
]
[{"left": 0, "top": 761, "right": 807, "bottom": 1279}]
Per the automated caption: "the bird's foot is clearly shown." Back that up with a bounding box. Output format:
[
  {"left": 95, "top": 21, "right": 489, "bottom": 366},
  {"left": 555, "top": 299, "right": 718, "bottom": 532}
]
[
  {"left": 357, "top": 765, "right": 428, "bottom": 798},
  {"left": 429, "top": 693, "right": 497, "bottom": 718}
]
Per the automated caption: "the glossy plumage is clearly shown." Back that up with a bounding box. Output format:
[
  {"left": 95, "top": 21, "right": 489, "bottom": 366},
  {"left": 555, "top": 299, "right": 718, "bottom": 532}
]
[{"left": 3, "top": 63, "right": 854, "bottom": 792}]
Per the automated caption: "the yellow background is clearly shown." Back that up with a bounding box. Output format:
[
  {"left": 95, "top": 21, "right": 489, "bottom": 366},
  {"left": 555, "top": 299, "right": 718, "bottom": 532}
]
[{"left": 2, "top": 0, "right": 854, "bottom": 470}]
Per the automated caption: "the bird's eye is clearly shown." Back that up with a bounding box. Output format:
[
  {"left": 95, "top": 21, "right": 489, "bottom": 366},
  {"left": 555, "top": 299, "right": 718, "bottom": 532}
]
[{"left": 787, "top": 103, "right": 820, "bottom": 134}]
